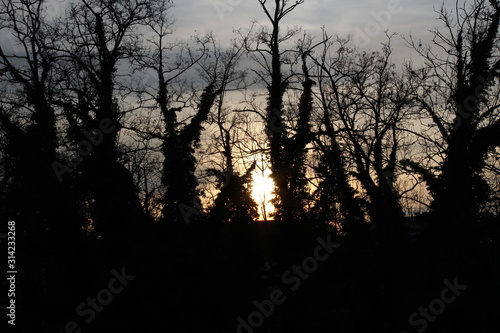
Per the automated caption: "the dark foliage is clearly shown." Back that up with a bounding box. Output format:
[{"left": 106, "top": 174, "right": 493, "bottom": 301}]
[
  {"left": 0, "top": 1, "right": 499, "bottom": 333},
  {"left": 208, "top": 162, "right": 259, "bottom": 223}
]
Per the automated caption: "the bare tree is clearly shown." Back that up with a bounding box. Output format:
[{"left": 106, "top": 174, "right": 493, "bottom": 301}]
[
  {"left": 308, "top": 34, "right": 366, "bottom": 233},
  {"left": 52, "top": 0, "right": 162, "bottom": 237},
  {"left": 404, "top": 0, "right": 500, "bottom": 257},
  {"left": 312, "top": 34, "right": 416, "bottom": 240},
  {"left": 136, "top": 11, "right": 234, "bottom": 223},
  {"left": 244, "top": 0, "right": 308, "bottom": 221},
  {"left": 0, "top": 0, "right": 93, "bottom": 241},
  {"left": 200, "top": 38, "right": 259, "bottom": 223}
]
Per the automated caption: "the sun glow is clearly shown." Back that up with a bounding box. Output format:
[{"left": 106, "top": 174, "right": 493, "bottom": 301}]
[{"left": 251, "top": 167, "right": 276, "bottom": 221}]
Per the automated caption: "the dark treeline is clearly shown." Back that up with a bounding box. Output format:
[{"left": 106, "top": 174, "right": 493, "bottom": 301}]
[{"left": 0, "top": 0, "right": 499, "bottom": 332}]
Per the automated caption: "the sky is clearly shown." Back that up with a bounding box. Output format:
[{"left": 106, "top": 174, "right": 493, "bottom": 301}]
[
  {"left": 1, "top": 0, "right": 454, "bottom": 66},
  {"left": 171, "top": 0, "right": 451, "bottom": 64}
]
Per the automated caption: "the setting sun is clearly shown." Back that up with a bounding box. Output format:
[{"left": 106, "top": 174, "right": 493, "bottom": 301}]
[{"left": 251, "top": 167, "right": 275, "bottom": 221}]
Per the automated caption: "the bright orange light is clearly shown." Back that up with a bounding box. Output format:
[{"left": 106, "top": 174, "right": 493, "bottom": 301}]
[{"left": 251, "top": 167, "right": 275, "bottom": 221}]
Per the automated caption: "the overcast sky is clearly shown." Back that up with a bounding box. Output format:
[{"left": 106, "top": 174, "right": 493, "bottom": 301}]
[
  {"left": 1, "top": 0, "right": 457, "bottom": 66},
  {"left": 171, "top": 0, "right": 453, "bottom": 64}
]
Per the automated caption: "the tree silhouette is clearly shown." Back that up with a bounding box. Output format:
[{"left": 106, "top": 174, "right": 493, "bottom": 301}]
[
  {"left": 0, "top": 0, "right": 84, "bottom": 236},
  {"left": 246, "top": 0, "right": 306, "bottom": 221},
  {"left": 208, "top": 162, "right": 259, "bottom": 223},
  {"left": 52, "top": 0, "right": 161, "bottom": 238},
  {"left": 404, "top": 0, "right": 500, "bottom": 266},
  {"left": 308, "top": 35, "right": 367, "bottom": 234}
]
